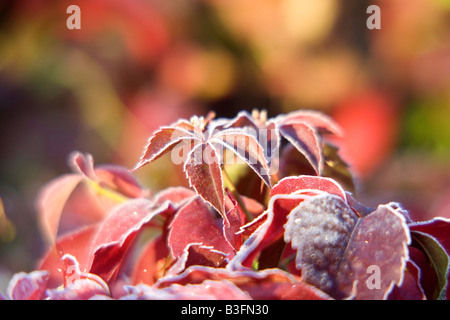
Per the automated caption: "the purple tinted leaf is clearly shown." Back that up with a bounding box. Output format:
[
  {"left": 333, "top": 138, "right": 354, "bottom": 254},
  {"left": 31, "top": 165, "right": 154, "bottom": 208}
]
[
  {"left": 184, "top": 143, "right": 225, "bottom": 215},
  {"left": 346, "top": 203, "right": 410, "bottom": 299},
  {"left": 276, "top": 109, "right": 343, "bottom": 175},
  {"left": 388, "top": 260, "right": 426, "bottom": 300},
  {"left": 7, "top": 270, "right": 50, "bottom": 300},
  {"left": 409, "top": 218, "right": 450, "bottom": 259},
  {"left": 407, "top": 246, "right": 439, "bottom": 299},
  {"left": 409, "top": 218, "right": 450, "bottom": 299},
  {"left": 284, "top": 195, "right": 358, "bottom": 299},
  {"left": 284, "top": 195, "right": 410, "bottom": 299}
]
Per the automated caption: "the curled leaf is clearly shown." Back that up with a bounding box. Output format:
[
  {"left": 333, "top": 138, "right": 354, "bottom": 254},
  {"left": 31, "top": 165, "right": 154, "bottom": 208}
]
[
  {"left": 7, "top": 271, "right": 49, "bottom": 300},
  {"left": 35, "top": 174, "right": 84, "bottom": 244},
  {"left": 36, "top": 151, "right": 149, "bottom": 244},
  {"left": 46, "top": 254, "right": 110, "bottom": 300},
  {"left": 410, "top": 218, "right": 450, "bottom": 300}
]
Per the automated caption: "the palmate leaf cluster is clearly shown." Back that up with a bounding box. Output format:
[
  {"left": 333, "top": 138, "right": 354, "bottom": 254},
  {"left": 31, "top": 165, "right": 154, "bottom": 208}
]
[{"left": 2, "top": 109, "right": 449, "bottom": 300}]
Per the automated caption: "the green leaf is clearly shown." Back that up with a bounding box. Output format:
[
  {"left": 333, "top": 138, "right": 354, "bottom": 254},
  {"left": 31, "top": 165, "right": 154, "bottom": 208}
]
[{"left": 411, "top": 230, "right": 449, "bottom": 300}]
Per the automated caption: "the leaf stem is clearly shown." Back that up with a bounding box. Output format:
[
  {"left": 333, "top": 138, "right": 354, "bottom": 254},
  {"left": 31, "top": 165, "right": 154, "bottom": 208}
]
[
  {"left": 222, "top": 167, "right": 253, "bottom": 221},
  {"left": 87, "top": 180, "right": 129, "bottom": 204}
]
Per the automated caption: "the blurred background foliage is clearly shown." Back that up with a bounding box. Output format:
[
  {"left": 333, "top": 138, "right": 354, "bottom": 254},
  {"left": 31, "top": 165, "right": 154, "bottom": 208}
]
[{"left": 0, "top": 0, "right": 450, "bottom": 285}]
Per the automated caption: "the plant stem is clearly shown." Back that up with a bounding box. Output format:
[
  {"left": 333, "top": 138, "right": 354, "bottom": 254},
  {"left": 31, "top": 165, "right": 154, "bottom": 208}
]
[
  {"left": 87, "top": 180, "right": 129, "bottom": 204},
  {"left": 222, "top": 167, "right": 253, "bottom": 221}
]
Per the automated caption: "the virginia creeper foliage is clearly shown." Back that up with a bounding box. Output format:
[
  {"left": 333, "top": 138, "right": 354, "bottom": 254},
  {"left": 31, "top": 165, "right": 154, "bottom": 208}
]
[{"left": 2, "top": 109, "right": 450, "bottom": 300}]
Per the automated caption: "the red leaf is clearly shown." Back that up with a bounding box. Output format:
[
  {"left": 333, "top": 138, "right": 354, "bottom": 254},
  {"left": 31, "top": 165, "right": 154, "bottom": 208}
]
[
  {"left": 36, "top": 151, "right": 149, "bottom": 244},
  {"left": 7, "top": 271, "right": 49, "bottom": 300},
  {"left": 88, "top": 198, "right": 171, "bottom": 282},
  {"left": 230, "top": 176, "right": 346, "bottom": 270},
  {"left": 168, "top": 197, "right": 233, "bottom": 260},
  {"left": 223, "top": 194, "right": 245, "bottom": 251},
  {"left": 184, "top": 143, "right": 225, "bottom": 215},
  {"left": 121, "top": 279, "right": 251, "bottom": 300},
  {"left": 345, "top": 204, "right": 410, "bottom": 299},
  {"left": 152, "top": 186, "right": 196, "bottom": 208},
  {"left": 35, "top": 173, "right": 84, "bottom": 243},
  {"left": 156, "top": 266, "right": 330, "bottom": 300},
  {"left": 131, "top": 235, "right": 171, "bottom": 286},
  {"left": 38, "top": 224, "right": 99, "bottom": 288},
  {"left": 270, "top": 175, "right": 347, "bottom": 200},
  {"left": 167, "top": 243, "right": 229, "bottom": 276},
  {"left": 94, "top": 165, "right": 149, "bottom": 198}
]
